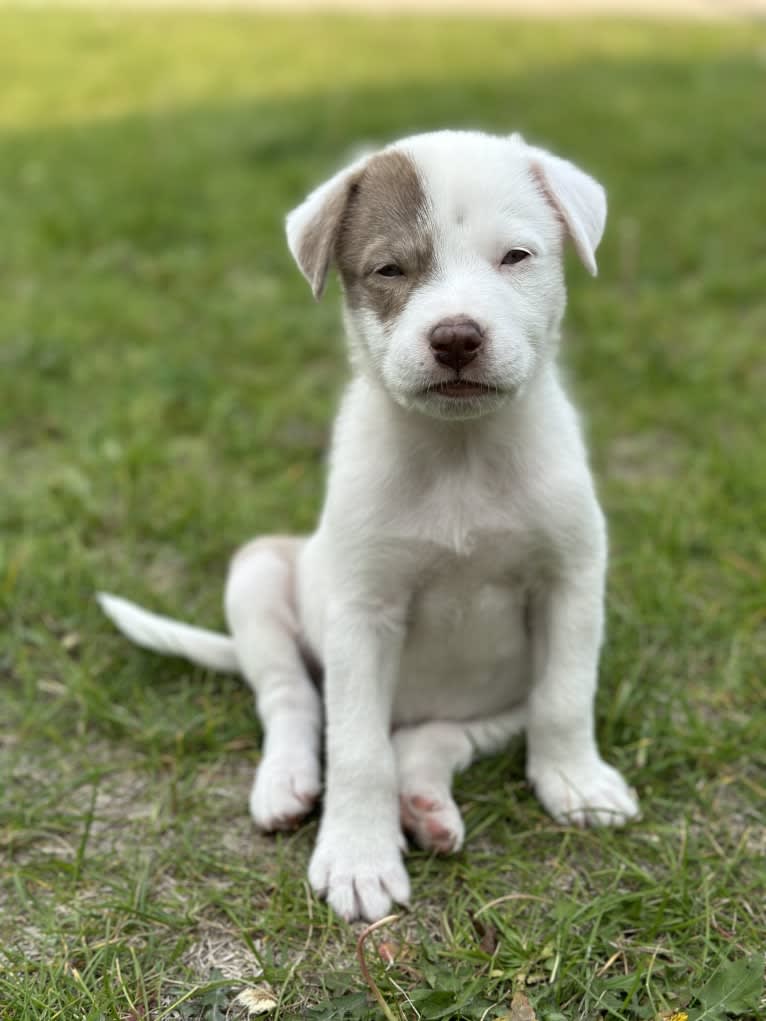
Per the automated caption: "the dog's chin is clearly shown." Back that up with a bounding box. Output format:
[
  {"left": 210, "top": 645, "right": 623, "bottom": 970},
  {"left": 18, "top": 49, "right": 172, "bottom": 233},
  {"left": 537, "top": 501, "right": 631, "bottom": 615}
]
[{"left": 402, "top": 381, "right": 513, "bottom": 421}]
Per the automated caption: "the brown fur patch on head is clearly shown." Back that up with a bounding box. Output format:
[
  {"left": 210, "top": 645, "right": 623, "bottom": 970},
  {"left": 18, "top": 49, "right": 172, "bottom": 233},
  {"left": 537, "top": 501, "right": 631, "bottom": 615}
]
[{"left": 335, "top": 149, "right": 436, "bottom": 325}]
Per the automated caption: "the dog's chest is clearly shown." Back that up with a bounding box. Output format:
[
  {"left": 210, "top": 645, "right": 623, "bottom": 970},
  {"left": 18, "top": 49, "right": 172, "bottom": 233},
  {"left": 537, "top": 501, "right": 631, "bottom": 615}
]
[{"left": 392, "top": 541, "right": 532, "bottom": 726}]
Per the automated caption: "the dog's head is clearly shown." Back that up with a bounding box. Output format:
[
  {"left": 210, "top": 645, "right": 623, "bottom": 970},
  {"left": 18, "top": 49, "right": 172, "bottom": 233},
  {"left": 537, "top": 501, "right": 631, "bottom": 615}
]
[{"left": 287, "top": 131, "right": 606, "bottom": 420}]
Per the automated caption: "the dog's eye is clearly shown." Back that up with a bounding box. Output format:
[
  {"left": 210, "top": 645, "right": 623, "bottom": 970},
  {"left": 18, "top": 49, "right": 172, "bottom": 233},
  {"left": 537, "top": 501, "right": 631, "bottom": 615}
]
[
  {"left": 501, "top": 248, "right": 532, "bottom": 266},
  {"left": 376, "top": 264, "right": 404, "bottom": 278}
]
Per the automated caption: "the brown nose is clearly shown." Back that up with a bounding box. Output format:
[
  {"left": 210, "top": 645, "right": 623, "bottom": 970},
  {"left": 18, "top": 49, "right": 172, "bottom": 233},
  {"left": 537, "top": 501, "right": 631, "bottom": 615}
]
[{"left": 429, "top": 317, "right": 483, "bottom": 372}]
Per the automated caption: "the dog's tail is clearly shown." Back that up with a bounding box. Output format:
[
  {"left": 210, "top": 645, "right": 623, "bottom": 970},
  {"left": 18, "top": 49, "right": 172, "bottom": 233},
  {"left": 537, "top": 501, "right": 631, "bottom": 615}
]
[{"left": 97, "top": 592, "right": 240, "bottom": 674}]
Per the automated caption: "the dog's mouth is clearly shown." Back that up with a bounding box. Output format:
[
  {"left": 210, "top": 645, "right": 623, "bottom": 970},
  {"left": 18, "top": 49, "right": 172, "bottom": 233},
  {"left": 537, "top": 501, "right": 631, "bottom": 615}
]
[{"left": 426, "top": 379, "right": 496, "bottom": 399}]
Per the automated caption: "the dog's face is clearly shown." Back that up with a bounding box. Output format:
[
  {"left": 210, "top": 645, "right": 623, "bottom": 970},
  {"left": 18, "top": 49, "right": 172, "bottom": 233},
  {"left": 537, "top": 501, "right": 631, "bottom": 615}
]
[{"left": 287, "top": 131, "right": 606, "bottom": 420}]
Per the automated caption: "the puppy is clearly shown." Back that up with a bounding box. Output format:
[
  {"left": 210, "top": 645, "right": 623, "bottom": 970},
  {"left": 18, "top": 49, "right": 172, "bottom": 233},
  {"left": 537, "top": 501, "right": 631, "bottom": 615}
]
[{"left": 99, "top": 130, "right": 640, "bottom": 923}]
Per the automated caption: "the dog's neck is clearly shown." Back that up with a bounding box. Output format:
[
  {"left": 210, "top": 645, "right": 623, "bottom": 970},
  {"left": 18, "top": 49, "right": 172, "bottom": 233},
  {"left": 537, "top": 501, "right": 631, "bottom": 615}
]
[{"left": 343, "top": 364, "right": 563, "bottom": 471}]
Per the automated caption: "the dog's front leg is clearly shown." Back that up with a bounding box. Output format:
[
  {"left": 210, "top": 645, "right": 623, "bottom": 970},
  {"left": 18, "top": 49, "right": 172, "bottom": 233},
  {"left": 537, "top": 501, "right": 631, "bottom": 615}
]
[
  {"left": 526, "top": 567, "right": 640, "bottom": 827},
  {"left": 309, "top": 599, "right": 410, "bottom": 922}
]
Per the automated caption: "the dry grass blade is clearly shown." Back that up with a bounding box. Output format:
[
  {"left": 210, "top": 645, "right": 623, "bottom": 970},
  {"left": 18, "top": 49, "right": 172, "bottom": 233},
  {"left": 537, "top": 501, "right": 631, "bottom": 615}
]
[{"left": 474, "top": 894, "right": 549, "bottom": 918}]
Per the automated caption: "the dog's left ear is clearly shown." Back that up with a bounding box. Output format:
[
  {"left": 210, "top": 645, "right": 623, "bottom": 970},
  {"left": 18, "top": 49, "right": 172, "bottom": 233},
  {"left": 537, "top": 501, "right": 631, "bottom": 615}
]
[
  {"left": 526, "top": 145, "right": 607, "bottom": 276},
  {"left": 286, "top": 154, "right": 370, "bottom": 299}
]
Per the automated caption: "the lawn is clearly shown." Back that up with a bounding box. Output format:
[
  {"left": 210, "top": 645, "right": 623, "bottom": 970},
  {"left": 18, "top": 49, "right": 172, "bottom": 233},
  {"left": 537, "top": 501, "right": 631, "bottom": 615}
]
[{"left": 1, "top": 6, "right": 765, "bottom": 1020}]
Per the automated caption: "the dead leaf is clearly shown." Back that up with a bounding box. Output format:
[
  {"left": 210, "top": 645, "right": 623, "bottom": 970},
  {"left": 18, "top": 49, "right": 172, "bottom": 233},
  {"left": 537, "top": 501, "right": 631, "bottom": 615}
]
[
  {"left": 473, "top": 919, "right": 498, "bottom": 955},
  {"left": 234, "top": 986, "right": 278, "bottom": 1015},
  {"left": 62, "top": 632, "right": 81, "bottom": 651},
  {"left": 37, "top": 678, "right": 67, "bottom": 696},
  {"left": 378, "top": 941, "right": 399, "bottom": 965},
  {"left": 500, "top": 990, "right": 538, "bottom": 1021}
]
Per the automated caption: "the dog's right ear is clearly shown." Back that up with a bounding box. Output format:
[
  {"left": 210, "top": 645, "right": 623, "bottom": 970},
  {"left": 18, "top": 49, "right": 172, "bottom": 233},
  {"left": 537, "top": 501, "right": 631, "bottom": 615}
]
[
  {"left": 526, "top": 145, "right": 606, "bottom": 277},
  {"left": 286, "top": 155, "right": 370, "bottom": 300}
]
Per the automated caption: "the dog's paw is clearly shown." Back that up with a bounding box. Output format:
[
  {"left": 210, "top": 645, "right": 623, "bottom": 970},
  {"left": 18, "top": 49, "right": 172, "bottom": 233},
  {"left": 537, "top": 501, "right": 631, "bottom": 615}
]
[
  {"left": 308, "top": 825, "right": 410, "bottom": 922},
  {"left": 399, "top": 788, "right": 465, "bottom": 854},
  {"left": 249, "top": 753, "right": 321, "bottom": 832},
  {"left": 529, "top": 755, "right": 640, "bottom": 828}
]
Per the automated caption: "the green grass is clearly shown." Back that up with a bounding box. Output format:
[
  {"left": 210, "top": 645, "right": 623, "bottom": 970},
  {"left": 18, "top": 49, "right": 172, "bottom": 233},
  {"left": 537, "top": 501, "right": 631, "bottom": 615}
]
[{"left": 1, "top": 6, "right": 765, "bottom": 1020}]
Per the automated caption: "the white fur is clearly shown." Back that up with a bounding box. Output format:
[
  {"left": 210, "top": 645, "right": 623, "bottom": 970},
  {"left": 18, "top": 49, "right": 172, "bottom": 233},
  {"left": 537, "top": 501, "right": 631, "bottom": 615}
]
[{"left": 100, "top": 130, "right": 639, "bottom": 923}]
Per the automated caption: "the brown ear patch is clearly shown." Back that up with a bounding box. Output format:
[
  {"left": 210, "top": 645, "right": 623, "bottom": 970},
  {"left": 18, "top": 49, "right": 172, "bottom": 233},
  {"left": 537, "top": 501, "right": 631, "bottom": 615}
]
[
  {"left": 335, "top": 149, "right": 436, "bottom": 326},
  {"left": 297, "top": 174, "right": 364, "bottom": 299}
]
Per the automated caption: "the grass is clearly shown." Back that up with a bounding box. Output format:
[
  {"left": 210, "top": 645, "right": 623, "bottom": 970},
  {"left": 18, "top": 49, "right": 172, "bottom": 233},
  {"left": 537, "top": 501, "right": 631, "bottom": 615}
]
[{"left": 1, "top": 5, "right": 765, "bottom": 1019}]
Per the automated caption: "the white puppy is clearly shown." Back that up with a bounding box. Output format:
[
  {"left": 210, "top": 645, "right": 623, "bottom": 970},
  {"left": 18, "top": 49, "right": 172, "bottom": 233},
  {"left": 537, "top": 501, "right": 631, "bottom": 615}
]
[{"left": 99, "top": 130, "right": 640, "bottom": 923}]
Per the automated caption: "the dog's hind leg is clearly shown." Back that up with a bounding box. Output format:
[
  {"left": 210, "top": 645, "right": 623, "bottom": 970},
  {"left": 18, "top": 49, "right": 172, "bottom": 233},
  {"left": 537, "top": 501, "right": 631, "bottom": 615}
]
[
  {"left": 394, "top": 708, "right": 526, "bottom": 854},
  {"left": 225, "top": 537, "right": 322, "bottom": 831}
]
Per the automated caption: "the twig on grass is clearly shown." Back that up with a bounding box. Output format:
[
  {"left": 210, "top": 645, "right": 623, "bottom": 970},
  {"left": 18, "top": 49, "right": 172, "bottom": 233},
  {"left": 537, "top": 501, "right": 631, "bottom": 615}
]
[{"left": 355, "top": 913, "right": 401, "bottom": 1021}]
